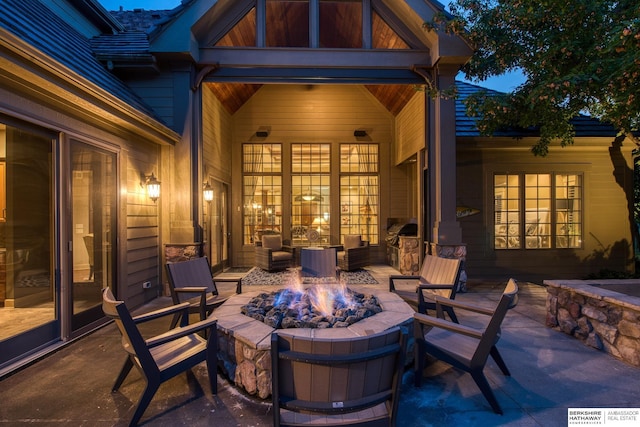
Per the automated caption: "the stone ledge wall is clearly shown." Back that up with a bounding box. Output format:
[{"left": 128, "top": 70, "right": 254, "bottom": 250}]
[{"left": 544, "top": 280, "right": 640, "bottom": 367}]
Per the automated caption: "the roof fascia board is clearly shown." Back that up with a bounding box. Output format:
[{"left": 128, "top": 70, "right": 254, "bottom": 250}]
[
  {"left": 62, "top": 0, "right": 124, "bottom": 34},
  {"left": 199, "top": 47, "right": 432, "bottom": 68},
  {"left": 0, "top": 28, "right": 179, "bottom": 145},
  {"left": 150, "top": 0, "right": 218, "bottom": 54}
]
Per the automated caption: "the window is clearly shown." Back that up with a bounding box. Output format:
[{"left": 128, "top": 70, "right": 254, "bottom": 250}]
[
  {"left": 340, "top": 144, "right": 379, "bottom": 244},
  {"left": 494, "top": 173, "right": 582, "bottom": 249},
  {"left": 291, "top": 144, "right": 330, "bottom": 244},
  {"left": 242, "top": 144, "right": 282, "bottom": 244}
]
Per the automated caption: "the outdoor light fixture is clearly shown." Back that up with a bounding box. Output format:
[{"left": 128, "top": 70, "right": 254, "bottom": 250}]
[
  {"left": 203, "top": 182, "right": 214, "bottom": 202},
  {"left": 354, "top": 129, "right": 367, "bottom": 137},
  {"left": 256, "top": 126, "right": 270, "bottom": 138},
  {"left": 142, "top": 173, "right": 161, "bottom": 202}
]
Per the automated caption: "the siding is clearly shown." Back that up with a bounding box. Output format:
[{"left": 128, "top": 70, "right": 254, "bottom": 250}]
[
  {"left": 457, "top": 138, "right": 635, "bottom": 283},
  {"left": 125, "top": 141, "right": 162, "bottom": 306},
  {"left": 202, "top": 85, "right": 233, "bottom": 184},
  {"left": 395, "top": 91, "right": 425, "bottom": 165},
  {"left": 229, "top": 84, "right": 394, "bottom": 265}
]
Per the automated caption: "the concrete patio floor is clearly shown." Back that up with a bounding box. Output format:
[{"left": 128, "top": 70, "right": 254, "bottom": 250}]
[{"left": 1, "top": 266, "right": 639, "bottom": 426}]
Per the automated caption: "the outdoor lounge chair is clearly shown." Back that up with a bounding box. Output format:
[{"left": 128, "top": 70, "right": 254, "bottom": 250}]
[
  {"left": 255, "top": 234, "right": 296, "bottom": 271},
  {"left": 101, "top": 287, "right": 218, "bottom": 426},
  {"left": 388, "top": 254, "right": 463, "bottom": 321},
  {"left": 413, "top": 278, "right": 519, "bottom": 414},
  {"left": 335, "top": 234, "right": 370, "bottom": 271},
  {"left": 166, "top": 256, "right": 242, "bottom": 328},
  {"left": 271, "top": 326, "right": 408, "bottom": 427}
]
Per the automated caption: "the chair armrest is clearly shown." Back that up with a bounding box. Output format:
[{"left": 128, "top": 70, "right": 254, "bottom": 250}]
[
  {"left": 433, "top": 296, "right": 495, "bottom": 316},
  {"left": 214, "top": 278, "right": 243, "bottom": 294},
  {"left": 282, "top": 245, "right": 295, "bottom": 254},
  {"left": 389, "top": 275, "right": 420, "bottom": 291},
  {"left": 174, "top": 286, "right": 208, "bottom": 295},
  {"left": 346, "top": 245, "right": 368, "bottom": 254},
  {"left": 414, "top": 313, "right": 483, "bottom": 339},
  {"left": 132, "top": 302, "right": 191, "bottom": 324},
  {"left": 146, "top": 316, "right": 218, "bottom": 348}
]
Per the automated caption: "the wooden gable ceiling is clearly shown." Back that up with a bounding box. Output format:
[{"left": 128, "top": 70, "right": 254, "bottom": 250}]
[{"left": 205, "top": 2, "right": 421, "bottom": 115}]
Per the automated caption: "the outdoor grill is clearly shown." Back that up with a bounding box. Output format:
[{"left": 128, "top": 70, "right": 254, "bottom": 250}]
[
  {"left": 385, "top": 221, "right": 418, "bottom": 247},
  {"left": 385, "top": 219, "right": 418, "bottom": 272}
]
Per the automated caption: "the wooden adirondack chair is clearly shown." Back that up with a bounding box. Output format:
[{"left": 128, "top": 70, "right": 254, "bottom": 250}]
[
  {"left": 101, "top": 287, "right": 218, "bottom": 426},
  {"left": 389, "top": 254, "right": 463, "bottom": 321},
  {"left": 413, "top": 278, "right": 519, "bottom": 414},
  {"left": 271, "top": 326, "right": 408, "bottom": 427},
  {"left": 165, "top": 256, "right": 242, "bottom": 328}
]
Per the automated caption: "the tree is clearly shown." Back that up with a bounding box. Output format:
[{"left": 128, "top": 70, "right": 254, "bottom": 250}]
[{"left": 428, "top": 0, "right": 640, "bottom": 156}]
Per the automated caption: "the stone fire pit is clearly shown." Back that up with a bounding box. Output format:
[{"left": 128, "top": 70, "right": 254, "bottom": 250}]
[{"left": 214, "top": 286, "right": 415, "bottom": 399}]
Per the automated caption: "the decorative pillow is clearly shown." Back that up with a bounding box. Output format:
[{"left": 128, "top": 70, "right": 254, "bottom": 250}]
[
  {"left": 262, "top": 234, "right": 282, "bottom": 251},
  {"left": 344, "top": 235, "right": 362, "bottom": 249}
]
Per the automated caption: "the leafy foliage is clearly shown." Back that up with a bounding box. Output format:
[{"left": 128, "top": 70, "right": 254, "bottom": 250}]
[{"left": 428, "top": 0, "right": 640, "bottom": 156}]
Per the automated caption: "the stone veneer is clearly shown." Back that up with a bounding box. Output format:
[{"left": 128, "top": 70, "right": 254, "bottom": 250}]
[
  {"left": 544, "top": 280, "right": 640, "bottom": 367},
  {"left": 213, "top": 288, "right": 415, "bottom": 399}
]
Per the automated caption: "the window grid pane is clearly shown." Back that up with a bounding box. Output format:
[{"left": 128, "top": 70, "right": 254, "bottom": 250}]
[
  {"left": 494, "top": 174, "right": 521, "bottom": 249},
  {"left": 292, "top": 143, "right": 330, "bottom": 173},
  {"left": 340, "top": 144, "right": 379, "bottom": 173},
  {"left": 242, "top": 144, "right": 282, "bottom": 244},
  {"left": 494, "top": 172, "right": 584, "bottom": 250},
  {"left": 291, "top": 174, "right": 331, "bottom": 244},
  {"left": 555, "top": 174, "right": 582, "bottom": 248},
  {"left": 242, "top": 143, "right": 281, "bottom": 173},
  {"left": 340, "top": 175, "right": 379, "bottom": 244},
  {"left": 340, "top": 144, "right": 379, "bottom": 245},
  {"left": 524, "top": 174, "right": 551, "bottom": 249}
]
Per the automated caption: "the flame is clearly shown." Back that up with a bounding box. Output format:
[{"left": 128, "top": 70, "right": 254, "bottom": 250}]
[{"left": 308, "top": 285, "right": 336, "bottom": 317}]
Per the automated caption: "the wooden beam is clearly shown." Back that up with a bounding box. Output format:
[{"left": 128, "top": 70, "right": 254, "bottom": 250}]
[{"left": 199, "top": 47, "right": 432, "bottom": 69}]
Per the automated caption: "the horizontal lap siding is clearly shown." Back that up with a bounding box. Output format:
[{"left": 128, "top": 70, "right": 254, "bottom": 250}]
[
  {"left": 457, "top": 140, "right": 634, "bottom": 282},
  {"left": 231, "top": 85, "right": 394, "bottom": 265},
  {"left": 203, "top": 86, "right": 233, "bottom": 184},
  {"left": 125, "top": 143, "right": 161, "bottom": 306}
]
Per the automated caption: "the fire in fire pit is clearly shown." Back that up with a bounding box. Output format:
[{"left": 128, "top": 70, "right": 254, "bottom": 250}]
[{"left": 240, "top": 284, "right": 383, "bottom": 329}]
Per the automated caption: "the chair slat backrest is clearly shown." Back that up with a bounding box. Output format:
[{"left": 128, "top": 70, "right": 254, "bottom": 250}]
[
  {"left": 166, "top": 257, "right": 218, "bottom": 304},
  {"left": 419, "top": 255, "right": 462, "bottom": 298},
  {"left": 102, "top": 288, "right": 157, "bottom": 371},
  {"left": 472, "top": 279, "right": 519, "bottom": 367},
  {"left": 419, "top": 255, "right": 461, "bottom": 283},
  {"left": 272, "top": 327, "right": 407, "bottom": 426}
]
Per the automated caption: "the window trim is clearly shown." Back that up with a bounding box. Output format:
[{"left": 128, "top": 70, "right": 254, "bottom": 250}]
[{"left": 492, "top": 170, "right": 584, "bottom": 250}]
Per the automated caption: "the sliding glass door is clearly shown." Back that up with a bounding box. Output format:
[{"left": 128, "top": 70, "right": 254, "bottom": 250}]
[{"left": 69, "top": 141, "right": 116, "bottom": 335}]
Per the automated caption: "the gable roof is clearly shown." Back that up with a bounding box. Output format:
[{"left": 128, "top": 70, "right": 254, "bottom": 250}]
[
  {"left": 0, "top": 0, "right": 165, "bottom": 125},
  {"left": 455, "top": 81, "right": 619, "bottom": 138}
]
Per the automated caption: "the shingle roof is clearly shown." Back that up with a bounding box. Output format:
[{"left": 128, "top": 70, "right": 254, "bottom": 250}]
[
  {"left": 0, "top": 0, "right": 163, "bottom": 123},
  {"left": 455, "top": 80, "right": 618, "bottom": 138}
]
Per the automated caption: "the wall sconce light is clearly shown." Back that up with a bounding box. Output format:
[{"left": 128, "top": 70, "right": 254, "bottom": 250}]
[
  {"left": 142, "top": 173, "right": 161, "bottom": 202},
  {"left": 203, "top": 182, "right": 214, "bottom": 202},
  {"left": 354, "top": 129, "right": 367, "bottom": 137}
]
